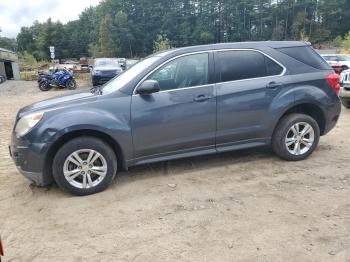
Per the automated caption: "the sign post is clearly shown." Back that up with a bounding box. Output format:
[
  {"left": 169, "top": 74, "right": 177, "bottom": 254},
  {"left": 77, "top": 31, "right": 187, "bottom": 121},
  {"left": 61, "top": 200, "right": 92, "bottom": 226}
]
[{"left": 49, "top": 46, "right": 55, "bottom": 63}]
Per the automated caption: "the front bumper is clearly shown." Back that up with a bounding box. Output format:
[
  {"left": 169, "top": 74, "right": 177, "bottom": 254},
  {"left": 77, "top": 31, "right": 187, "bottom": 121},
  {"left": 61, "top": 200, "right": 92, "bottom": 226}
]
[
  {"left": 9, "top": 135, "right": 53, "bottom": 186},
  {"left": 92, "top": 73, "right": 119, "bottom": 86}
]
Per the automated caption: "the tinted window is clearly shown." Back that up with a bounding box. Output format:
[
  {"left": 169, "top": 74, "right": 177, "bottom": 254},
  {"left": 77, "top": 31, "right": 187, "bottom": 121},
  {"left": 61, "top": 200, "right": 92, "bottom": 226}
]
[
  {"left": 218, "top": 50, "right": 283, "bottom": 82},
  {"left": 266, "top": 56, "right": 284, "bottom": 75},
  {"left": 277, "top": 46, "right": 330, "bottom": 70},
  {"left": 147, "top": 53, "right": 208, "bottom": 91}
]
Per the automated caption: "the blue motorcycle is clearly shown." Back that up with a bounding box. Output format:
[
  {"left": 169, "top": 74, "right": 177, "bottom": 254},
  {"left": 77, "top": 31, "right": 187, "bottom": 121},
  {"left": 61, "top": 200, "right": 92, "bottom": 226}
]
[{"left": 38, "top": 69, "right": 77, "bottom": 91}]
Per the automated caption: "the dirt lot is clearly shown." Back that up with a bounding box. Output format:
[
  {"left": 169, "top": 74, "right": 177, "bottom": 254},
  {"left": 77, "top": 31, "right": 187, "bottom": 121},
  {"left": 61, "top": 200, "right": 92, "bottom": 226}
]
[{"left": 0, "top": 80, "right": 350, "bottom": 261}]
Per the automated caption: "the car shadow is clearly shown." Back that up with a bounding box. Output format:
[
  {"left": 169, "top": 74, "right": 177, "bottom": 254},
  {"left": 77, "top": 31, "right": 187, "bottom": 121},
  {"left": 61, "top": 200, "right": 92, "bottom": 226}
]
[{"left": 116, "top": 146, "right": 277, "bottom": 183}]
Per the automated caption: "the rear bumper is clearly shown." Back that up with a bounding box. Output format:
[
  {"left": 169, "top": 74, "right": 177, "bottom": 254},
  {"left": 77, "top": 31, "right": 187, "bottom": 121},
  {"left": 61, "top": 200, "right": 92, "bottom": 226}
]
[
  {"left": 9, "top": 136, "right": 53, "bottom": 186},
  {"left": 322, "top": 99, "right": 341, "bottom": 135}
]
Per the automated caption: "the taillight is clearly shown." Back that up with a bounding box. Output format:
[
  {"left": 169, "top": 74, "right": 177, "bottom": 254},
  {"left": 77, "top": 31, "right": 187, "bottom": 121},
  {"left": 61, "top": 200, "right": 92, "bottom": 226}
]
[{"left": 326, "top": 73, "right": 340, "bottom": 94}]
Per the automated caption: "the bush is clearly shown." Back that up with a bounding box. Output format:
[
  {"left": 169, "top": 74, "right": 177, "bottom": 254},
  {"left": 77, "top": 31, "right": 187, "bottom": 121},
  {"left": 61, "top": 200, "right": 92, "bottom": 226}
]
[{"left": 20, "top": 71, "right": 38, "bottom": 81}]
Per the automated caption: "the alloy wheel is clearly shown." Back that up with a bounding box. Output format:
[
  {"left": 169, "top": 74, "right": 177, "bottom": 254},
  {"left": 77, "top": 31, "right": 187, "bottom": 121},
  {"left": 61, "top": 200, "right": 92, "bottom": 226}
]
[
  {"left": 285, "top": 122, "right": 315, "bottom": 156},
  {"left": 63, "top": 149, "right": 107, "bottom": 189}
]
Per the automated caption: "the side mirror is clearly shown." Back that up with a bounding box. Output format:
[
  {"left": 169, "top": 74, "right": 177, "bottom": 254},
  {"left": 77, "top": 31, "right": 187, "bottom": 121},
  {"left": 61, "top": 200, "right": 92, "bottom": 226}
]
[{"left": 136, "top": 80, "right": 160, "bottom": 95}]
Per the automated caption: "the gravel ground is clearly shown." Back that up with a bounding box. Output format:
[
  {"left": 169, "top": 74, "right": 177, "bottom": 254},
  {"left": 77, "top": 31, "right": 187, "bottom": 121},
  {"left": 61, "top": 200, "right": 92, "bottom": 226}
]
[{"left": 0, "top": 80, "right": 350, "bottom": 261}]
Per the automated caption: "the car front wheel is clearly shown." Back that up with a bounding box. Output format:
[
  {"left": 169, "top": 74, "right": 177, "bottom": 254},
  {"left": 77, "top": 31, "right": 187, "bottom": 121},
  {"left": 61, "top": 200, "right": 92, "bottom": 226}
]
[
  {"left": 272, "top": 113, "right": 320, "bottom": 161},
  {"left": 53, "top": 136, "right": 117, "bottom": 195}
]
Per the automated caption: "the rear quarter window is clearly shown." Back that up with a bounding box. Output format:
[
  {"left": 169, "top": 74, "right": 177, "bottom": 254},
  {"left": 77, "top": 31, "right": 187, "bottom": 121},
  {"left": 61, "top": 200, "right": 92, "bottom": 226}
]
[{"left": 277, "top": 46, "right": 330, "bottom": 70}]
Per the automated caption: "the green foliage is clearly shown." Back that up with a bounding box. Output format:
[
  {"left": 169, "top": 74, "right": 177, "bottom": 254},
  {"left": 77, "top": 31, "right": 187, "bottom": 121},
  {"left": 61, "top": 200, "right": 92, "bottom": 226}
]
[
  {"left": 342, "top": 32, "right": 350, "bottom": 49},
  {"left": 0, "top": 28, "right": 17, "bottom": 51},
  {"left": 153, "top": 34, "right": 171, "bottom": 52},
  {"left": 331, "top": 36, "right": 343, "bottom": 48},
  {"left": 98, "top": 14, "right": 118, "bottom": 57},
  {"left": 19, "top": 51, "right": 38, "bottom": 67},
  {"left": 199, "top": 32, "right": 214, "bottom": 44},
  {"left": 20, "top": 71, "right": 38, "bottom": 81},
  {"left": 12, "top": 0, "right": 350, "bottom": 59}
]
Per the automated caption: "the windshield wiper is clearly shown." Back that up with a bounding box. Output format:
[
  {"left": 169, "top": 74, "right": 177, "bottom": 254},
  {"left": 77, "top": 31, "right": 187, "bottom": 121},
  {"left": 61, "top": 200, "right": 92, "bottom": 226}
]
[{"left": 90, "top": 85, "right": 103, "bottom": 95}]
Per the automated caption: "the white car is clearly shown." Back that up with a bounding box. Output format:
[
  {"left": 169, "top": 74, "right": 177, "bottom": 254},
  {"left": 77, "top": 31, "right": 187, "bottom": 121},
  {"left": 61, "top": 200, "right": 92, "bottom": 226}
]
[
  {"left": 322, "top": 54, "right": 350, "bottom": 71},
  {"left": 340, "top": 69, "right": 350, "bottom": 108}
]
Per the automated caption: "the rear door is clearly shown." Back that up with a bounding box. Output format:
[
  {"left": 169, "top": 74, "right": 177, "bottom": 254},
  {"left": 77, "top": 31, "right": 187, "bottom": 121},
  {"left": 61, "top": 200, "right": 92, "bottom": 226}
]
[
  {"left": 214, "top": 49, "right": 287, "bottom": 149},
  {"left": 131, "top": 52, "right": 217, "bottom": 160}
]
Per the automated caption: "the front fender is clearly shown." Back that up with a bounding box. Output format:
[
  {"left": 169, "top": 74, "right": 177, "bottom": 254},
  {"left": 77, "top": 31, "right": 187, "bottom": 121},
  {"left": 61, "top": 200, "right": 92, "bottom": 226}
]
[{"left": 27, "top": 98, "right": 133, "bottom": 161}]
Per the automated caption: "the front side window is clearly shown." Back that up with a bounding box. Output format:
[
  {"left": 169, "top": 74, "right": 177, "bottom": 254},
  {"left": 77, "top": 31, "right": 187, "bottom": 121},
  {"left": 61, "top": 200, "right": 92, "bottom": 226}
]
[
  {"left": 217, "top": 50, "right": 283, "bottom": 83},
  {"left": 146, "top": 53, "right": 209, "bottom": 91}
]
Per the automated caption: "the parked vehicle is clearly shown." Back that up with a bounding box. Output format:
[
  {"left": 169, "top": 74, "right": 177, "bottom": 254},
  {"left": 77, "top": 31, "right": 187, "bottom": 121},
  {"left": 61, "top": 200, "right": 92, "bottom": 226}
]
[
  {"left": 10, "top": 41, "right": 341, "bottom": 195},
  {"left": 91, "top": 58, "right": 123, "bottom": 86},
  {"left": 125, "top": 59, "right": 139, "bottom": 70},
  {"left": 0, "top": 75, "right": 6, "bottom": 84},
  {"left": 340, "top": 69, "right": 350, "bottom": 108},
  {"left": 38, "top": 69, "right": 76, "bottom": 91},
  {"left": 80, "top": 64, "right": 90, "bottom": 72},
  {"left": 118, "top": 58, "right": 126, "bottom": 69},
  {"left": 322, "top": 54, "right": 350, "bottom": 73}
]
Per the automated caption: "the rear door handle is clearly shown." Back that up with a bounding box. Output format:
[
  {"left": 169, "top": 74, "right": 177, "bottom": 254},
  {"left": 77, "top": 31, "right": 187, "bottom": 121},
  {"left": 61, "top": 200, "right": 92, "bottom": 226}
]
[
  {"left": 194, "top": 94, "right": 211, "bottom": 102},
  {"left": 266, "top": 81, "right": 283, "bottom": 89}
]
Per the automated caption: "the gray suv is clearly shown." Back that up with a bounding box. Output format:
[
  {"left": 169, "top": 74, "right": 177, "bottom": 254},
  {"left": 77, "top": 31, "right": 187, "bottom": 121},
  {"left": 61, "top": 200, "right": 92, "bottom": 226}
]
[{"left": 10, "top": 41, "right": 341, "bottom": 195}]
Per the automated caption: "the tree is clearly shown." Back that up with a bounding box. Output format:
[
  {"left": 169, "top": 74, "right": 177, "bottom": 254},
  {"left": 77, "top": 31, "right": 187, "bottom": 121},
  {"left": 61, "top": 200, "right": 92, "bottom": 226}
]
[
  {"left": 0, "top": 28, "right": 17, "bottom": 51},
  {"left": 97, "top": 14, "right": 118, "bottom": 57},
  {"left": 342, "top": 32, "right": 350, "bottom": 49},
  {"left": 153, "top": 34, "right": 171, "bottom": 52},
  {"left": 13, "top": 0, "right": 350, "bottom": 59},
  {"left": 331, "top": 36, "right": 343, "bottom": 48}
]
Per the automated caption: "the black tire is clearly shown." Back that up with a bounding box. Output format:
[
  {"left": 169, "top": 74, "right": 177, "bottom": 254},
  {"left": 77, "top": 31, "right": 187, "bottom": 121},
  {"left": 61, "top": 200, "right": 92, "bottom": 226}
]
[
  {"left": 272, "top": 113, "right": 320, "bottom": 161},
  {"left": 66, "top": 79, "right": 77, "bottom": 90},
  {"left": 341, "top": 98, "right": 350, "bottom": 109},
  {"left": 39, "top": 81, "right": 52, "bottom": 91},
  {"left": 53, "top": 136, "right": 118, "bottom": 196}
]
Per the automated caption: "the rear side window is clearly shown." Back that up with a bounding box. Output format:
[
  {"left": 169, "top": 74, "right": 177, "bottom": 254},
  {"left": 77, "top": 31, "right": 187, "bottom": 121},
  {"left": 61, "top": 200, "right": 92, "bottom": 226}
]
[
  {"left": 217, "top": 50, "right": 284, "bottom": 82},
  {"left": 277, "top": 46, "right": 330, "bottom": 70}
]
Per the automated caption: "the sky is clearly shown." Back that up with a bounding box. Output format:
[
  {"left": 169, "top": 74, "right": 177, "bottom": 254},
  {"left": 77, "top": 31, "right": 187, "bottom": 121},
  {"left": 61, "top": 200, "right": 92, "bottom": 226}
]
[{"left": 0, "top": 0, "right": 102, "bottom": 38}]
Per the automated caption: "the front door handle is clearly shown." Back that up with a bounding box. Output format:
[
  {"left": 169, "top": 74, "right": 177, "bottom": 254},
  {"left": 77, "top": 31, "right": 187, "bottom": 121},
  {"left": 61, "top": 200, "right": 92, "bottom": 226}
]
[
  {"left": 194, "top": 94, "right": 211, "bottom": 102},
  {"left": 266, "top": 81, "right": 283, "bottom": 89}
]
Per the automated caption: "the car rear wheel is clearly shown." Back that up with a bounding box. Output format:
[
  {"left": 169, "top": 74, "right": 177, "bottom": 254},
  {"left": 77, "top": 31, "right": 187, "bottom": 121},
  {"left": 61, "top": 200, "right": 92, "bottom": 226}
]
[
  {"left": 272, "top": 113, "right": 320, "bottom": 161},
  {"left": 53, "top": 136, "right": 117, "bottom": 196}
]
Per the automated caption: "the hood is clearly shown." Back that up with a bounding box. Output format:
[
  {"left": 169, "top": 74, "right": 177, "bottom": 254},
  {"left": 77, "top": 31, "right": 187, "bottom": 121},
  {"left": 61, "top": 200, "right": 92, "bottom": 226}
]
[
  {"left": 94, "top": 66, "right": 121, "bottom": 71},
  {"left": 19, "top": 90, "right": 97, "bottom": 117}
]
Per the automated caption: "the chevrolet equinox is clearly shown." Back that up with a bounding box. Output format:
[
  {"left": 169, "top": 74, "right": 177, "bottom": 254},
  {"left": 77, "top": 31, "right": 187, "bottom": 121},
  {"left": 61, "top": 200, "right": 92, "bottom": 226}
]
[{"left": 10, "top": 42, "right": 341, "bottom": 195}]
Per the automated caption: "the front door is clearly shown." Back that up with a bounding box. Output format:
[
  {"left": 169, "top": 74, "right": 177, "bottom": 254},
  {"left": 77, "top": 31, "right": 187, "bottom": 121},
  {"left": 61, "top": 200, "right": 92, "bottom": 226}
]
[{"left": 131, "top": 52, "right": 216, "bottom": 160}]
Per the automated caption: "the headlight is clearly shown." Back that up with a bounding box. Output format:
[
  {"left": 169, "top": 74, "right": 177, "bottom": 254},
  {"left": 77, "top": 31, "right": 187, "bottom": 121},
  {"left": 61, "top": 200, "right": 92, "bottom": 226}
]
[
  {"left": 15, "top": 112, "right": 44, "bottom": 137},
  {"left": 93, "top": 70, "right": 101, "bottom": 75}
]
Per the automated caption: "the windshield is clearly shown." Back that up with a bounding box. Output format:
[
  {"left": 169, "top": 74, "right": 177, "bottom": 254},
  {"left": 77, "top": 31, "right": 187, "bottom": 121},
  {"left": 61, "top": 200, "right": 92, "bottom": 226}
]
[
  {"left": 102, "top": 56, "right": 160, "bottom": 94},
  {"left": 94, "top": 59, "right": 120, "bottom": 68}
]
